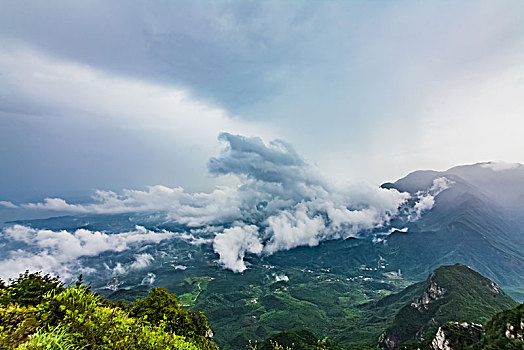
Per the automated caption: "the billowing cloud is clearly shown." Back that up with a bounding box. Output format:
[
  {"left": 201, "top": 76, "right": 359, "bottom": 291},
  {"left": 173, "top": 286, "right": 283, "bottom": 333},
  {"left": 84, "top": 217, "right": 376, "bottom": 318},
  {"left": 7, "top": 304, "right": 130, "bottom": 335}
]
[
  {"left": 5, "top": 134, "right": 416, "bottom": 273},
  {"left": 408, "top": 177, "right": 453, "bottom": 221},
  {"left": 0, "top": 225, "right": 175, "bottom": 280},
  {"left": 208, "top": 133, "right": 320, "bottom": 189},
  {"left": 213, "top": 225, "right": 263, "bottom": 272}
]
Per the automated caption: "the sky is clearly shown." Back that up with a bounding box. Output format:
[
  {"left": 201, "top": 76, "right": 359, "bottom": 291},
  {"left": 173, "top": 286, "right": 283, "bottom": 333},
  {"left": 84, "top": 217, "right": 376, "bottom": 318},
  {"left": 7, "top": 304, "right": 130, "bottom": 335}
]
[{"left": 1, "top": 0, "right": 524, "bottom": 209}]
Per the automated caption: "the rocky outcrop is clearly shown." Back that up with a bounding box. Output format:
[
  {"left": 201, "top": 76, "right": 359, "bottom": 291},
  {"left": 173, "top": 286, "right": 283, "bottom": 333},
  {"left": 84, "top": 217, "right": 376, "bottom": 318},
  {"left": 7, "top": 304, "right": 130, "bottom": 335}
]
[
  {"left": 431, "top": 322, "right": 483, "bottom": 350},
  {"left": 504, "top": 319, "right": 524, "bottom": 341},
  {"left": 411, "top": 274, "right": 446, "bottom": 311},
  {"left": 378, "top": 332, "right": 398, "bottom": 350},
  {"left": 376, "top": 264, "right": 517, "bottom": 349}
]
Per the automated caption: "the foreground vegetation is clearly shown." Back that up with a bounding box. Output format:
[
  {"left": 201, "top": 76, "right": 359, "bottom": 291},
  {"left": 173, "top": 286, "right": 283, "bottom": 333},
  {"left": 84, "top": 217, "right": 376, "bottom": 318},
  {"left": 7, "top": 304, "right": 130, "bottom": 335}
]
[
  {"left": 0, "top": 271, "right": 217, "bottom": 350},
  {"left": 1, "top": 267, "right": 522, "bottom": 349}
]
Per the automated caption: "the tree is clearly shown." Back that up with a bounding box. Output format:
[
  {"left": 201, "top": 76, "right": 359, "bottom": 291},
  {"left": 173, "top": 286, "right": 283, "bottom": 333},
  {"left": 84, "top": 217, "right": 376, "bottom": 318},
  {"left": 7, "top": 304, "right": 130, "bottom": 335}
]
[
  {"left": 130, "top": 287, "right": 217, "bottom": 350},
  {"left": 1, "top": 271, "right": 63, "bottom": 306}
]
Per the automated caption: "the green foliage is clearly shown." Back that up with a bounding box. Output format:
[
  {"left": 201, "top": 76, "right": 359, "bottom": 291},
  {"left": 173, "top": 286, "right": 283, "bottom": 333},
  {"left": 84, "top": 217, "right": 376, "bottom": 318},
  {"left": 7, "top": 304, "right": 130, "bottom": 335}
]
[
  {"left": 471, "top": 303, "right": 524, "bottom": 349},
  {"left": 0, "top": 273, "right": 215, "bottom": 350},
  {"left": 255, "top": 330, "right": 342, "bottom": 350},
  {"left": 377, "top": 264, "right": 517, "bottom": 347},
  {"left": 16, "top": 326, "right": 77, "bottom": 350},
  {"left": 130, "top": 287, "right": 217, "bottom": 350},
  {"left": 1, "top": 271, "right": 63, "bottom": 306},
  {"left": 0, "top": 304, "right": 41, "bottom": 348}
]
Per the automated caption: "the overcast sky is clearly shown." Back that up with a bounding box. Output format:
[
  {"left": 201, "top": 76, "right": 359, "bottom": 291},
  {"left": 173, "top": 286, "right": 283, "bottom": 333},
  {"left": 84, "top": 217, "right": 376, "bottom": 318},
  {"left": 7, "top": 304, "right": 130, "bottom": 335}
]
[{"left": 1, "top": 0, "right": 524, "bottom": 205}]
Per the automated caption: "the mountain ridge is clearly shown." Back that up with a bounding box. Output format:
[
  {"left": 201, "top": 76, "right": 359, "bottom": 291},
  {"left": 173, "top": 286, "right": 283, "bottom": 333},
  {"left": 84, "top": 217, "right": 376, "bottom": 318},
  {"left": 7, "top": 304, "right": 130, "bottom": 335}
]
[{"left": 376, "top": 263, "right": 518, "bottom": 349}]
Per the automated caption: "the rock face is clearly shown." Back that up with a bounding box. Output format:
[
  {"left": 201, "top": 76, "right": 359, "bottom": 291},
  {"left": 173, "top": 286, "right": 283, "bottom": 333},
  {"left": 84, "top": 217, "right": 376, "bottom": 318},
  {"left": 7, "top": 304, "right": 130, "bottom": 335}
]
[
  {"left": 474, "top": 303, "right": 524, "bottom": 348},
  {"left": 411, "top": 274, "right": 446, "bottom": 311},
  {"left": 377, "top": 332, "right": 397, "bottom": 350},
  {"left": 431, "top": 322, "right": 483, "bottom": 350},
  {"left": 504, "top": 317, "right": 524, "bottom": 341}
]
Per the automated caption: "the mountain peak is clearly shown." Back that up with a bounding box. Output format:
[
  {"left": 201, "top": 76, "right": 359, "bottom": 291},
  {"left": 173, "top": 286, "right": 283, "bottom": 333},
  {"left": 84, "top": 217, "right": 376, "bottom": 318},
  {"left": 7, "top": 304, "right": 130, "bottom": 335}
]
[
  {"left": 377, "top": 264, "right": 517, "bottom": 349},
  {"left": 384, "top": 162, "right": 524, "bottom": 209}
]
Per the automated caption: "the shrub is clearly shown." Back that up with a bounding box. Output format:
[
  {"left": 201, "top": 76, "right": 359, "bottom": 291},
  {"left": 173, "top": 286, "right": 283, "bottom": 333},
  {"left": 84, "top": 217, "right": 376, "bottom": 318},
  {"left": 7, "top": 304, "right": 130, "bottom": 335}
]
[
  {"left": 0, "top": 273, "right": 217, "bottom": 350},
  {"left": 15, "top": 326, "right": 77, "bottom": 350},
  {"left": 0, "top": 304, "right": 41, "bottom": 348},
  {"left": 1, "top": 271, "right": 63, "bottom": 307},
  {"left": 130, "top": 287, "right": 217, "bottom": 350}
]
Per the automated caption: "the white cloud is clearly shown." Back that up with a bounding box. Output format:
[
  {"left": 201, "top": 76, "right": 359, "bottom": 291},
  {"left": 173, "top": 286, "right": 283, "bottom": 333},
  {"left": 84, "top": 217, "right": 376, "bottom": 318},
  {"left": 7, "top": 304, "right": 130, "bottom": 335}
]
[
  {"left": 0, "top": 225, "right": 175, "bottom": 280},
  {"left": 130, "top": 253, "right": 155, "bottom": 270},
  {"left": 113, "top": 263, "right": 126, "bottom": 275},
  {"left": 23, "top": 186, "right": 242, "bottom": 227},
  {"left": 264, "top": 203, "right": 326, "bottom": 254},
  {"left": 213, "top": 225, "right": 262, "bottom": 272},
  {"left": 274, "top": 274, "right": 289, "bottom": 282},
  {"left": 408, "top": 177, "right": 453, "bottom": 221},
  {"left": 480, "top": 161, "right": 521, "bottom": 172},
  {"left": 9, "top": 133, "right": 415, "bottom": 273},
  {"left": 141, "top": 272, "right": 156, "bottom": 285},
  {"left": 0, "top": 201, "right": 17, "bottom": 208}
]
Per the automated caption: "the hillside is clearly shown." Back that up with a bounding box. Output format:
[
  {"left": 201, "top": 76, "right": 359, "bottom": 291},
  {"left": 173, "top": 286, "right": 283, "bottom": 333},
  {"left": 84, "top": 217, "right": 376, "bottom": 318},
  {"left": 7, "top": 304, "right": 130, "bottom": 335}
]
[
  {"left": 380, "top": 163, "right": 524, "bottom": 300},
  {"left": 471, "top": 302, "right": 524, "bottom": 349},
  {"left": 375, "top": 264, "right": 517, "bottom": 349},
  {"left": 2, "top": 162, "right": 523, "bottom": 349}
]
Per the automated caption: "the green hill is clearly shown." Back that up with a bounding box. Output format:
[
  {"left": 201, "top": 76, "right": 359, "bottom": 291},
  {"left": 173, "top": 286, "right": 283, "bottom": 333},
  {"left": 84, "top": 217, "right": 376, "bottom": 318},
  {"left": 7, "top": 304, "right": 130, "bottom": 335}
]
[
  {"left": 380, "top": 166, "right": 524, "bottom": 301},
  {"left": 375, "top": 264, "right": 517, "bottom": 349}
]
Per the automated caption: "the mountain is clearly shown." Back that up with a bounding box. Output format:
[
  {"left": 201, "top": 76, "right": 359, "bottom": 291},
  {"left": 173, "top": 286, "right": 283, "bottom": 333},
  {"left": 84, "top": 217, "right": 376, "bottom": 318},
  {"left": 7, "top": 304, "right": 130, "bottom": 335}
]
[
  {"left": 382, "top": 162, "right": 524, "bottom": 211},
  {"left": 375, "top": 264, "right": 517, "bottom": 349},
  {"left": 3, "top": 162, "right": 523, "bottom": 349},
  {"left": 380, "top": 162, "right": 524, "bottom": 300}
]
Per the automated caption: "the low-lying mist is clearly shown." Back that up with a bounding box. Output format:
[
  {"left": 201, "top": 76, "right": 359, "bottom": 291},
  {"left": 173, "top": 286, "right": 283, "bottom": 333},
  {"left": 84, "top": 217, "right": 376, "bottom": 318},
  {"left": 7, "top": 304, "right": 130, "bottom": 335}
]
[{"left": 1, "top": 133, "right": 448, "bottom": 276}]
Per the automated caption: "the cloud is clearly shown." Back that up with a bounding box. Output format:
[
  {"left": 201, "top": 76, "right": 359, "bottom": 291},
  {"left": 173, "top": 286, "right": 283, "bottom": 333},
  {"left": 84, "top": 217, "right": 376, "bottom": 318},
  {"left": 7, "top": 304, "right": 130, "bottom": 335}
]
[
  {"left": 0, "top": 47, "right": 272, "bottom": 201},
  {"left": 0, "top": 225, "right": 175, "bottom": 280},
  {"left": 213, "top": 225, "right": 262, "bottom": 272},
  {"left": 480, "top": 162, "right": 521, "bottom": 172},
  {"left": 130, "top": 253, "right": 155, "bottom": 270},
  {"left": 274, "top": 274, "right": 289, "bottom": 282},
  {"left": 7, "top": 133, "right": 414, "bottom": 273},
  {"left": 408, "top": 177, "right": 453, "bottom": 221},
  {"left": 0, "top": 201, "right": 17, "bottom": 209},
  {"left": 113, "top": 263, "right": 126, "bottom": 275},
  {"left": 141, "top": 273, "right": 156, "bottom": 286},
  {"left": 264, "top": 203, "right": 326, "bottom": 254},
  {"left": 207, "top": 134, "right": 410, "bottom": 271},
  {"left": 23, "top": 186, "right": 242, "bottom": 227},
  {"left": 208, "top": 133, "right": 317, "bottom": 187}
]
